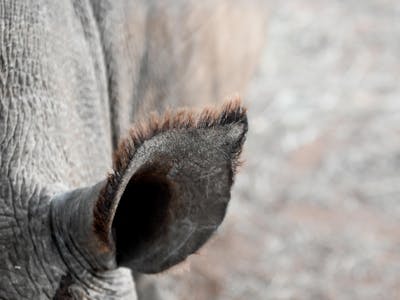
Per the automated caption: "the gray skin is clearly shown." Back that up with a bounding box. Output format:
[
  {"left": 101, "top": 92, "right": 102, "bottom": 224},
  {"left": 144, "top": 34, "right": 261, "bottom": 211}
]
[{"left": 0, "top": 0, "right": 265, "bottom": 299}]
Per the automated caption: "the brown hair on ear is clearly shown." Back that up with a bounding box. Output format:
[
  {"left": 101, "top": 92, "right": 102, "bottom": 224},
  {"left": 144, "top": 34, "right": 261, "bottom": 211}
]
[{"left": 94, "top": 97, "right": 247, "bottom": 250}]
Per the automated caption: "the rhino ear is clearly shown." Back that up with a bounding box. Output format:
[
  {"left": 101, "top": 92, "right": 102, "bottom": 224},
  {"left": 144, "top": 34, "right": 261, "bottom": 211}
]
[{"left": 52, "top": 99, "right": 247, "bottom": 274}]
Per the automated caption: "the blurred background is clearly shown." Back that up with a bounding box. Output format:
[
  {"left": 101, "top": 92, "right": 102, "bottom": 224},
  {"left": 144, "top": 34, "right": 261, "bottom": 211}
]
[{"left": 139, "top": 0, "right": 400, "bottom": 299}]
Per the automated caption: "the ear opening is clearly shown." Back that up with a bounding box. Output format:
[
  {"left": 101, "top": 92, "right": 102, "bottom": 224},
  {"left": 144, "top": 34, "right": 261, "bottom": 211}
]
[{"left": 112, "top": 166, "right": 174, "bottom": 266}]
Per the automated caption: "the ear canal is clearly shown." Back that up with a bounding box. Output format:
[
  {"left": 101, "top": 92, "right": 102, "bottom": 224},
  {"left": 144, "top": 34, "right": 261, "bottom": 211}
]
[
  {"left": 51, "top": 99, "right": 247, "bottom": 274},
  {"left": 112, "top": 166, "right": 173, "bottom": 265}
]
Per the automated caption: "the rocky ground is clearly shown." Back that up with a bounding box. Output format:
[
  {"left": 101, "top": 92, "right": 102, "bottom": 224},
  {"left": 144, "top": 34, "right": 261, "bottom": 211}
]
[{"left": 138, "top": 1, "right": 400, "bottom": 299}]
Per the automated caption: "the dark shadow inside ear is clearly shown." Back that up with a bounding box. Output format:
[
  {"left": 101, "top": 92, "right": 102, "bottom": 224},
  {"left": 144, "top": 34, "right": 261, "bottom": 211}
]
[{"left": 112, "top": 168, "right": 173, "bottom": 266}]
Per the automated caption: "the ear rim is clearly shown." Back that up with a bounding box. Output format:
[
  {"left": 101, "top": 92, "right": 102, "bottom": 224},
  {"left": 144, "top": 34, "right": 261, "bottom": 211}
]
[{"left": 93, "top": 97, "right": 248, "bottom": 257}]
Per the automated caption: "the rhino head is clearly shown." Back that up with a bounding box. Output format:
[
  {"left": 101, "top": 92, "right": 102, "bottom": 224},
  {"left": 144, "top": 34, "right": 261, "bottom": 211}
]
[
  {"left": 1, "top": 100, "right": 247, "bottom": 299},
  {"left": 0, "top": 0, "right": 265, "bottom": 296}
]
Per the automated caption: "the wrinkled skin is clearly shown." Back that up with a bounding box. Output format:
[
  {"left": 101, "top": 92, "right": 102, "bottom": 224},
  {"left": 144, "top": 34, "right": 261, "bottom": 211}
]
[{"left": 0, "top": 0, "right": 265, "bottom": 299}]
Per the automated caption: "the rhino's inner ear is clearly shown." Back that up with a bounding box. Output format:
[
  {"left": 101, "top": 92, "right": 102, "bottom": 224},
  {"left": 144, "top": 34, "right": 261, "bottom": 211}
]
[
  {"left": 51, "top": 99, "right": 247, "bottom": 275},
  {"left": 112, "top": 166, "right": 173, "bottom": 265}
]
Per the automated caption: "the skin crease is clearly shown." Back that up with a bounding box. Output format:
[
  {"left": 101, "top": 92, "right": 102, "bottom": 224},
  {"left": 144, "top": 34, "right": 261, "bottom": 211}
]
[{"left": 0, "top": 0, "right": 265, "bottom": 299}]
